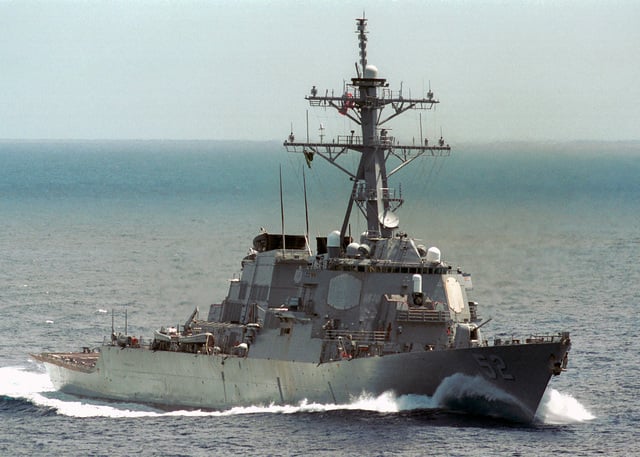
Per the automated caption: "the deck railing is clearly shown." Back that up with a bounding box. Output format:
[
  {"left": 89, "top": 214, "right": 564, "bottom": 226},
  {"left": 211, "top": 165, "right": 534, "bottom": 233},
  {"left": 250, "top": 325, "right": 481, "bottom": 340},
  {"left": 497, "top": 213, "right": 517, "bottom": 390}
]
[
  {"left": 396, "top": 309, "right": 448, "bottom": 322},
  {"left": 324, "top": 329, "right": 387, "bottom": 342}
]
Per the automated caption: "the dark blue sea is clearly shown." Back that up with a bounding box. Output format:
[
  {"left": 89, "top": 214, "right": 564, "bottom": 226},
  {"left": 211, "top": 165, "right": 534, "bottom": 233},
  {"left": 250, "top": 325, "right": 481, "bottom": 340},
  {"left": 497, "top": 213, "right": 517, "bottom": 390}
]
[{"left": 1, "top": 140, "right": 638, "bottom": 456}]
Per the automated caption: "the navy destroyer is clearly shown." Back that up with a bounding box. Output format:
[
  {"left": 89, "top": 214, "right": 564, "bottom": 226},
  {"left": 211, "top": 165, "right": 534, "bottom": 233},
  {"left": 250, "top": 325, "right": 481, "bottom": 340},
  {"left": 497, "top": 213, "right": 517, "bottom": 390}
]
[{"left": 33, "top": 17, "right": 570, "bottom": 422}]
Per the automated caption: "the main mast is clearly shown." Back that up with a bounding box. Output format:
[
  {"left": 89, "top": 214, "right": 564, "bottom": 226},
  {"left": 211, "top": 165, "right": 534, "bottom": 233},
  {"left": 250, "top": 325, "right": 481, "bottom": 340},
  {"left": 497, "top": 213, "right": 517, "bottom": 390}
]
[{"left": 285, "top": 16, "right": 450, "bottom": 249}]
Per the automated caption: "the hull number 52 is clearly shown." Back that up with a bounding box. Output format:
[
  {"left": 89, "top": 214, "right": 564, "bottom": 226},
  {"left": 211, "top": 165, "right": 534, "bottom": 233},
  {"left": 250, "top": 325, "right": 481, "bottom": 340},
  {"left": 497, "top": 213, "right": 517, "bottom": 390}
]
[{"left": 473, "top": 354, "right": 515, "bottom": 380}]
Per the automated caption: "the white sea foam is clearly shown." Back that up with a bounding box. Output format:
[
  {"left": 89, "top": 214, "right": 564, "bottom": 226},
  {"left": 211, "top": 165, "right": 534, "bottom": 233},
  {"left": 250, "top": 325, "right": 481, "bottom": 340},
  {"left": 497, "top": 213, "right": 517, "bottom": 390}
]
[
  {"left": 1, "top": 365, "right": 593, "bottom": 423},
  {"left": 0, "top": 365, "right": 55, "bottom": 397},
  {"left": 535, "top": 388, "right": 595, "bottom": 424},
  {"left": 0, "top": 366, "right": 162, "bottom": 418},
  {"left": 0, "top": 366, "right": 427, "bottom": 418},
  {"left": 432, "top": 372, "right": 523, "bottom": 405}
]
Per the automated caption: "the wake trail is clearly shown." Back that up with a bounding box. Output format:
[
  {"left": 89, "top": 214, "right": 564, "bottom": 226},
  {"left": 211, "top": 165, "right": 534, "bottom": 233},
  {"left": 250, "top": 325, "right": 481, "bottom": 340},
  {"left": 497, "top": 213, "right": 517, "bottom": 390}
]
[{"left": 0, "top": 365, "right": 594, "bottom": 423}]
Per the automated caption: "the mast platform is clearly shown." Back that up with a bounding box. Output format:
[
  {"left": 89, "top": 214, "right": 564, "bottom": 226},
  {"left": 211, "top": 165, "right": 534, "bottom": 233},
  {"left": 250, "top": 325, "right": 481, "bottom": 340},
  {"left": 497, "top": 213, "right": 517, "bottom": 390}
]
[{"left": 284, "top": 140, "right": 450, "bottom": 156}]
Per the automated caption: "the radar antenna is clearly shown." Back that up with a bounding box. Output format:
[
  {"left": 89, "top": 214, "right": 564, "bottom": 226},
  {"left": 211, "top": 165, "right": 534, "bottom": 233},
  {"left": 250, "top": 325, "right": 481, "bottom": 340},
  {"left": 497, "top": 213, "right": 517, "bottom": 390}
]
[
  {"left": 284, "top": 17, "right": 450, "bottom": 247},
  {"left": 356, "top": 15, "right": 368, "bottom": 73}
]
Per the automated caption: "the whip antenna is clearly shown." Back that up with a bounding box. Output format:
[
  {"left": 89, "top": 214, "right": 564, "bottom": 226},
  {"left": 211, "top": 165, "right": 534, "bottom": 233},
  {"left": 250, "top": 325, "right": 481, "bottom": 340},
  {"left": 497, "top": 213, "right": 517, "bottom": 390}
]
[
  {"left": 279, "top": 165, "right": 286, "bottom": 253},
  {"left": 303, "top": 167, "right": 311, "bottom": 254}
]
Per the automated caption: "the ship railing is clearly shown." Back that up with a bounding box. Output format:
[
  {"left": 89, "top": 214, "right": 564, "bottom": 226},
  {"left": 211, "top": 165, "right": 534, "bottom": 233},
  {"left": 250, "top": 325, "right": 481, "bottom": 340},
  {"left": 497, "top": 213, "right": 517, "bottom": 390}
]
[
  {"left": 396, "top": 309, "right": 448, "bottom": 322},
  {"left": 328, "top": 135, "right": 403, "bottom": 149},
  {"left": 493, "top": 332, "right": 571, "bottom": 346},
  {"left": 353, "top": 184, "right": 401, "bottom": 202},
  {"left": 323, "top": 259, "right": 449, "bottom": 275},
  {"left": 336, "top": 134, "right": 363, "bottom": 145},
  {"left": 324, "top": 329, "right": 387, "bottom": 343}
]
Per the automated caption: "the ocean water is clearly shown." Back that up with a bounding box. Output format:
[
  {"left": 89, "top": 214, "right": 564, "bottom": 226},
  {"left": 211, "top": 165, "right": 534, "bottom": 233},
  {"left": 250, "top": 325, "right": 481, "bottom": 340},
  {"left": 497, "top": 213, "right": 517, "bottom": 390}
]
[{"left": 1, "top": 140, "right": 639, "bottom": 456}]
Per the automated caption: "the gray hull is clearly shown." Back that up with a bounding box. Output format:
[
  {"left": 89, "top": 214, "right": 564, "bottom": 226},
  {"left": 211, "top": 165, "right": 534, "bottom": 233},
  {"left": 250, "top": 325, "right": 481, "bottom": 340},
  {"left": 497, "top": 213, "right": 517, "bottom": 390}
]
[{"left": 39, "top": 340, "right": 567, "bottom": 422}]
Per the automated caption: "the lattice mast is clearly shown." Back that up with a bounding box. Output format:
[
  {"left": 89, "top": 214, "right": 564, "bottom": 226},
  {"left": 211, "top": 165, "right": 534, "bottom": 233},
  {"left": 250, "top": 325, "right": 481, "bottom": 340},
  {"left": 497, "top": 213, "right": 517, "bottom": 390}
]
[{"left": 285, "top": 16, "right": 450, "bottom": 248}]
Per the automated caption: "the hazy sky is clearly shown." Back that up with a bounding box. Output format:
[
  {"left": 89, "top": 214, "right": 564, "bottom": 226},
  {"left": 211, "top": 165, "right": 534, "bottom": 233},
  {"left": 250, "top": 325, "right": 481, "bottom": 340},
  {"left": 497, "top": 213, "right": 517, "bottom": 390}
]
[{"left": 1, "top": 0, "right": 639, "bottom": 142}]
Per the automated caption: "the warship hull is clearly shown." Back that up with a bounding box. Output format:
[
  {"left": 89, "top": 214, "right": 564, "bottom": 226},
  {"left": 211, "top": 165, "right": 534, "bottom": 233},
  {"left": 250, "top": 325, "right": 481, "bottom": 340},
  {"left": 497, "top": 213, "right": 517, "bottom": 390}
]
[{"left": 34, "top": 339, "right": 569, "bottom": 422}]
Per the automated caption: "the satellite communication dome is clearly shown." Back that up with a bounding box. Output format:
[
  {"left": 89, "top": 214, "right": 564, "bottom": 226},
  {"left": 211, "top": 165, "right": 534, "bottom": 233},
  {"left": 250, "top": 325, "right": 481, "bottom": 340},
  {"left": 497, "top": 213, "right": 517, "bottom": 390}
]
[
  {"left": 327, "top": 230, "right": 341, "bottom": 248},
  {"left": 327, "top": 230, "right": 341, "bottom": 259},
  {"left": 426, "top": 247, "right": 441, "bottom": 264},
  {"left": 346, "top": 242, "right": 360, "bottom": 257},
  {"left": 364, "top": 64, "right": 379, "bottom": 78}
]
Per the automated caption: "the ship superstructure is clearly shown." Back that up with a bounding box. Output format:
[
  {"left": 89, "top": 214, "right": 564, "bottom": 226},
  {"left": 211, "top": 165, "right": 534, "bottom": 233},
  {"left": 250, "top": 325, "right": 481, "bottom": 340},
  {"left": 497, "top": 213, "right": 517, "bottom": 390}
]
[{"left": 33, "top": 17, "right": 570, "bottom": 423}]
